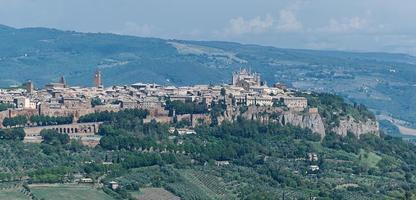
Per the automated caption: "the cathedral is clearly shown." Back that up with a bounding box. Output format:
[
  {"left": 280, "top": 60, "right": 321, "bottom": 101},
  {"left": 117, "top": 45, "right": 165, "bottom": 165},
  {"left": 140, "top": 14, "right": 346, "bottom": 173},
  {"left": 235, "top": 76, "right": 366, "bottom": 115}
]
[{"left": 231, "top": 68, "right": 261, "bottom": 90}]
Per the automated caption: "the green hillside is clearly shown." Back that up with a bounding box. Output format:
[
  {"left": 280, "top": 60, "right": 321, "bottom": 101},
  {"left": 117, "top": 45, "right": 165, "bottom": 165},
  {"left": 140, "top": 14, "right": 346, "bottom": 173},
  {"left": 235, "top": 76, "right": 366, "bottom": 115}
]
[{"left": 0, "top": 103, "right": 415, "bottom": 199}]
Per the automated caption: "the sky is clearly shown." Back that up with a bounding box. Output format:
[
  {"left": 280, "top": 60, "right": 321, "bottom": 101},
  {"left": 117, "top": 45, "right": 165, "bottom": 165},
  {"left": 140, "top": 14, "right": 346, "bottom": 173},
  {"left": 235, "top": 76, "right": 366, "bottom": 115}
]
[{"left": 0, "top": 0, "right": 416, "bottom": 55}]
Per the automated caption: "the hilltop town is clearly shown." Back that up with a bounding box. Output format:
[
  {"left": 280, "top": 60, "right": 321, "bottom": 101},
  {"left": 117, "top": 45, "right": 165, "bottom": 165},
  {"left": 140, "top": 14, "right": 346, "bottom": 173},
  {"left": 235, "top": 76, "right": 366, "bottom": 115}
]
[
  {"left": 0, "top": 69, "right": 378, "bottom": 147},
  {"left": 0, "top": 69, "right": 409, "bottom": 200}
]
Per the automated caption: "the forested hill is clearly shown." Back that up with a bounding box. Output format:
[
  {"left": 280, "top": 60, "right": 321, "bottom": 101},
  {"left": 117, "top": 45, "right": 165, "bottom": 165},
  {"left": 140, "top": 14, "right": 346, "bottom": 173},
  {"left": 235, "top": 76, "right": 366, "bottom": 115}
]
[
  {"left": 0, "top": 105, "right": 415, "bottom": 199},
  {"left": 0, "top": 24, "right": 415, "bottom": 129}
]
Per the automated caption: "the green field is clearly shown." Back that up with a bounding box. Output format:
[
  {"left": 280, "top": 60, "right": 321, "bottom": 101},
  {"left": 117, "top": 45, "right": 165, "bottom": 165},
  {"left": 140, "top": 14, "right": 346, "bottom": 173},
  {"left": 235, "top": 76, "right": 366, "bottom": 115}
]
[
  {"left": 0, "top": 189, "right": 29, "bottom": 200},
  {"left": 30, "top": 185, "right": 115, "bottom": 200}
]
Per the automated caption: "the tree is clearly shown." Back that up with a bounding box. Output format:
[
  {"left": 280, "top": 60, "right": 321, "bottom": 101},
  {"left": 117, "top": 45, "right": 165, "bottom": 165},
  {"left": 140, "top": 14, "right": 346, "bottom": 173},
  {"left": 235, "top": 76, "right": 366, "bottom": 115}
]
[
  {"left": 0, "top": 103, "right": 13, "bottom": 112},
  {"left": 405, "top": 191, "right": 412, "bottom": 200},
  {"left": 40, "top": 129, "right": 70, "bottom": 145},
  {"left": 91, "top": 97, "right": 104, "bottom": 107},
  {"left": 2, "top": 116, "right": 28, "bottom": 127},
  {"left": 0, "top": 128, "right": 25, "bottom": 140},
  {"left": 220, "top": 87, "right": 226, "bottom": 96},
  {"left": 30, "top": 115, "right": 73, "bottom": 126}
]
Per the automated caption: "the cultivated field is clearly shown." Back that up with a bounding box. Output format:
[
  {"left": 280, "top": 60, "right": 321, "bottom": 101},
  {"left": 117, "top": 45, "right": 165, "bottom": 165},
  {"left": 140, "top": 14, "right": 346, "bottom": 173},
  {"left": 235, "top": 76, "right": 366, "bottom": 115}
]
[
  {"left": 178, "top": 169, "right": 237, "bottom": 200},
  {"left": 29, "top": 184, "right": 115, "bottom": 200},
  {"left": 0, "top": 188, "right": 28, "bottom": 200},
  {"left": 131, "top": 188, "right": 180, "bottom": 200}
]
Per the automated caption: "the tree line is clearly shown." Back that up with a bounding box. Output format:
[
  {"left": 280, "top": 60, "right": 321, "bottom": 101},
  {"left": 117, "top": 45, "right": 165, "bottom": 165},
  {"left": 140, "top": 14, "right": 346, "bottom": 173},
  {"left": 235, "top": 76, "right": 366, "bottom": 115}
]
[
  {"left": 0, "top": 103, "right": 14, "bottom": 112},
  {"left": 78, "top": 109, "right": 148, "bottom": 123},
  {"left": 2, "top": 115, "right": 73, "bottom": 127},
  {"left": 165, "top": 99, "right": 208, "bottom": 116}
]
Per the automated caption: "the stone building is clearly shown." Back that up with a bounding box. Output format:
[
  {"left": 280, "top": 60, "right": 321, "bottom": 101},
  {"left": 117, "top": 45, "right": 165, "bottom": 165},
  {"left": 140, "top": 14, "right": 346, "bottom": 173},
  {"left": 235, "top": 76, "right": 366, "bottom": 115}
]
[
  {"left": 246, "top": 95, "right": 273, "bottom": 106},
  {"left": 23, "top": 122, "right": 102, "bottom": 146},
  {"left": 283, "top": 97, "right": 308, "bottom": 111}
]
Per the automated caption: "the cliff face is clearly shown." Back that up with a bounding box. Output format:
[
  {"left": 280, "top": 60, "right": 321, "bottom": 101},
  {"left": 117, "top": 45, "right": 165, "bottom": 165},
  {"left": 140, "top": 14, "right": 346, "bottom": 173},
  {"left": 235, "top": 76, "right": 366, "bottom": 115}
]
[
  {"left": 0, "top": 110, "right": 8, "bottom": 128},
  {"left": 281, "top": 111, "right": 326, "bottom": 138},
  {"left": 237, "top": 106, "right": 326, "bottom": 137},
  {"left": 226, "top": 105, "right": 379, "bottom": 139},
  {"left": 332, "top": 117, "right": 379, "bottom": 138}
]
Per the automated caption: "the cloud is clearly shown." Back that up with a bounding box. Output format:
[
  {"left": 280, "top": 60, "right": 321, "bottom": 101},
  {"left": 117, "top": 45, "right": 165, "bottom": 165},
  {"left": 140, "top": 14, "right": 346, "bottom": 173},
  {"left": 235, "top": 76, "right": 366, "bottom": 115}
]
[
  {"left": 276, "top": 9, "right": 303, "bottom": 32},
  {"left": 223, "top": 4, "right": 304, "bottom": 36},
  {"left": 317, "top": 17, "right": 369, "bottom": 33},
  {"left": 224, "top": 15, "right": 274, "bottom": 35}
]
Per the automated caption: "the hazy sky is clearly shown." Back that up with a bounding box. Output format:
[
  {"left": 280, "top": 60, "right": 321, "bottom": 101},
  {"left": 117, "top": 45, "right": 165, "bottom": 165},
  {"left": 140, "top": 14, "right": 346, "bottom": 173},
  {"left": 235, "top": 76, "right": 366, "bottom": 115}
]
[{"left": 1, "top": 0, "right": 415, "bottom": 54}]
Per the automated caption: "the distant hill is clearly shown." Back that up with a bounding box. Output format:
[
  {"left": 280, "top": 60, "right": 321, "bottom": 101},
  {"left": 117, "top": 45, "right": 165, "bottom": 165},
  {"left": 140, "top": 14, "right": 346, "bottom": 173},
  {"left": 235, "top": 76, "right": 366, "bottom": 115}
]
[{"left": 0, "top": 25, "right": 415, "bottom": 130}]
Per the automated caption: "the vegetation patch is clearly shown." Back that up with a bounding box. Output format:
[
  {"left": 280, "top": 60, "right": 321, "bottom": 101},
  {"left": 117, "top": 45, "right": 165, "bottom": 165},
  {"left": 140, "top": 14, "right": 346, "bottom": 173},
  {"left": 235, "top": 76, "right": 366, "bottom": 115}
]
[{"left": 358, "top": 149, "right": 382, "bottom": 168}]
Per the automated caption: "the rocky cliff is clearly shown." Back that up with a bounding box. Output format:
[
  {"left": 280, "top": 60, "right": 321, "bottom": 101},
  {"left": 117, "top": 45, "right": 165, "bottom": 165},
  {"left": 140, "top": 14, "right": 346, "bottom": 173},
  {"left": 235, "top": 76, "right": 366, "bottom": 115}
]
[
  {"left": 332, "top": 117, "right": 379, "bottom": 138},
  {"left": 281, "top": 110, "right": 326, "bottom": 137},
  {"left": 0, "top": 110, "right": 8, "bottom": 128},
  {"left": 237, "top": 106, "right": 326, "bottom": 137},
  {"left": 234, "top": 106, "right": 379, "bottom": 138}
]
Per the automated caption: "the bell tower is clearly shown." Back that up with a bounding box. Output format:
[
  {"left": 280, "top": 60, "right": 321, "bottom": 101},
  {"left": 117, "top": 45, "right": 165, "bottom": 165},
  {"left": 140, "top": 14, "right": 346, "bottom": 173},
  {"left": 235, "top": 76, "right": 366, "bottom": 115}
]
[{"left": 94, "top": 70, "right": 103, "bottom": 88}]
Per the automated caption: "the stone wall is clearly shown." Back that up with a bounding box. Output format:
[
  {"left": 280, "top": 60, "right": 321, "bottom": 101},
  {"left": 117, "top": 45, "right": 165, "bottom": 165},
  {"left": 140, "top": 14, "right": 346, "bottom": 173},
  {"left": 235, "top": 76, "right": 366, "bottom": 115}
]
[{"left": 23, "top": 122, "right": 101, "bottom": 144}]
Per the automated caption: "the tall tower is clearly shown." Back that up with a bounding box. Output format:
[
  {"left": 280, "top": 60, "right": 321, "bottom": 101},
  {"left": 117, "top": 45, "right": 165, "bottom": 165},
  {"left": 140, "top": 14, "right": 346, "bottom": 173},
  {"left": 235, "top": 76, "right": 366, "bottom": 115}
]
[
  {"left": 26, "top": 80, "right": 34, "bottom": 94},
  {"left": 59, "top": 75, "right": 66, "bottom": 88},
  {"left": 94, "top": 70, "right": 103, "bottom": 88}
]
